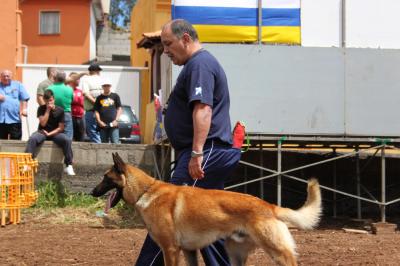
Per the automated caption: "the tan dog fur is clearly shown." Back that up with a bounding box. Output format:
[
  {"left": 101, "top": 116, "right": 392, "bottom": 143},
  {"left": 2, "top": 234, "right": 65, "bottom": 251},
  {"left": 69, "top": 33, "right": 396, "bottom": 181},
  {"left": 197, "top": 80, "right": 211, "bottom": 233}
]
[{"left": 91, "top": 153, "right": 322, "bottom": 266}]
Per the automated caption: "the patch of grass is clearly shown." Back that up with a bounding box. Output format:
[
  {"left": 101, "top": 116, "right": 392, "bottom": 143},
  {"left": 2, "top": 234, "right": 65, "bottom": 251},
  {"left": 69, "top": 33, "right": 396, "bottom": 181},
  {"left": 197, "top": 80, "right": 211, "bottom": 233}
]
[
  {"left": 26, "top": 181, "right": 143, "bottom": 228},
  {"left": 33, "top": 181, "right": 104, "bottom": 211},
  {"left": 34, "top": 181, "right": 67, "bottom": 208},
  {"left": 65, "top": 192, "right": 102, "bottom": 208}
]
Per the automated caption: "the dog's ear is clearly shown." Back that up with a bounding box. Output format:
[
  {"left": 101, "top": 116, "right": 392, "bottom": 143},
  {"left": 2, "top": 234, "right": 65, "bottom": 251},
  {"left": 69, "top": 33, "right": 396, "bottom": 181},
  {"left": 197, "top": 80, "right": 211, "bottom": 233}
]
[{"left": 112, "top": 152, "right": 125, "bottom": 174}]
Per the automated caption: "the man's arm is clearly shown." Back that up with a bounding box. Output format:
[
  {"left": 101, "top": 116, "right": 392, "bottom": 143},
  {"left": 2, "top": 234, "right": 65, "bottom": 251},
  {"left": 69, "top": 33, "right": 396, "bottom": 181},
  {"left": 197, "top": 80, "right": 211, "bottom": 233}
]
[
  {"left": 36, "top": 82, "right": 46, "bottom": 105},
  {"left": 37, "top": 95, "right": 45, "bottom": 106},
  {"left": 20, "top": 100, "right": 28, "bottom": 117},
  {"left": 80, "top": 77, "right": 97, "bottom": 104},
  {"left": 95, "top": 110, "right": 106, "bottom": 128},
  {"left": 189, "top": 102, "right": 212, "bottom": 179},
  {"left": 84, "top": 92, "right": 96, "bottom": 104},
  {"left": 45, "top": 122, "right": 64, "bottom": 137},
  {"left": 38, "top": 106, "right": 51, "bottom": 128},
  {"left": 112, "top": 107, "right": 122, "bottom": 127}
]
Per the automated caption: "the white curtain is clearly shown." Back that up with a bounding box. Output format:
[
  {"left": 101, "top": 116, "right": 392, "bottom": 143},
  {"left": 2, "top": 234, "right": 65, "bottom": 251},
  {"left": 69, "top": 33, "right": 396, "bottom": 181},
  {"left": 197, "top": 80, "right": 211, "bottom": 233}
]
[{"left": 40, "top": 12, "right": 60, "bottom": 34}]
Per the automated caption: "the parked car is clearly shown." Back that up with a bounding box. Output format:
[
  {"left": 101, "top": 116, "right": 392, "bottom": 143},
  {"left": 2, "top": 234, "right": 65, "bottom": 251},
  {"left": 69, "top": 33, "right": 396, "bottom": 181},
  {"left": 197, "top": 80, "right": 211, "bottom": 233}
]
[{"left": 117, "top": 105, "right": 141, "bottom": 144}]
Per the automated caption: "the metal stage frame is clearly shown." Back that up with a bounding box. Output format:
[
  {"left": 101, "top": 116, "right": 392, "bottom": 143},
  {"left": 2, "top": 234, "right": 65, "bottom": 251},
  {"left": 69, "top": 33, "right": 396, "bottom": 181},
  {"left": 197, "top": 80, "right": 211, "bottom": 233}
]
[
  {"left": 154, "top": 135, "right": 400, "bottom": 223},
  {"left": 225, "top": 135, "right": 400, "bottom": 222}
]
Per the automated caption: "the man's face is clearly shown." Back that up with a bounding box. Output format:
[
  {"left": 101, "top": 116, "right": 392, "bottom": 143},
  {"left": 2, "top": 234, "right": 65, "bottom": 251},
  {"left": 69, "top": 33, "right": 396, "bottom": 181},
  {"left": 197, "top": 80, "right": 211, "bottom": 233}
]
[
  {"left": 45, "top": 96, "right": 55, "bottom": 109},
  {"left": 50, "top": 69, "right": 57, "bottom": 79},
  {"left": 161, "top": 26, "right": 188, "bottom": 66},
  {"left": 102, "top": 85, "right": 111, "bottom": 92},
  {"left": 1, "top": 71, "right": 12, "bottom": 85}
]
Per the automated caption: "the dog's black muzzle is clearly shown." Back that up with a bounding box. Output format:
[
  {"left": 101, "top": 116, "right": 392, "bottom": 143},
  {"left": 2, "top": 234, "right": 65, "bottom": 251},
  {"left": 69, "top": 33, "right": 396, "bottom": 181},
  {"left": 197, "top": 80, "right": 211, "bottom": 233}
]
[
  {"left": 91, "top": 176, "right": 115, "bottom": 197},
  {"left": 90, "top": 175, "right": 123, "bottom": 208}
]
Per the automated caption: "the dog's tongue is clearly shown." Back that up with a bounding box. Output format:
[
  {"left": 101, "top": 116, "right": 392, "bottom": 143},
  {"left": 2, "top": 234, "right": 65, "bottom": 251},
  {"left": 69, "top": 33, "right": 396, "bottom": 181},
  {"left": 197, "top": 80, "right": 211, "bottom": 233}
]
[{"left": 104, "top": 190, "right": 117, "bottom": 214}]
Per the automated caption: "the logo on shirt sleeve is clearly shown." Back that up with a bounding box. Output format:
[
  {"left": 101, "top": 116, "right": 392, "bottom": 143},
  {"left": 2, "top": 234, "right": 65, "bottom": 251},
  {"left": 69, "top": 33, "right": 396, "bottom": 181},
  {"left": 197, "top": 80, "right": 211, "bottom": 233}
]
[{"left": 195, "top": 86, "right": 202, "bottom": 96}]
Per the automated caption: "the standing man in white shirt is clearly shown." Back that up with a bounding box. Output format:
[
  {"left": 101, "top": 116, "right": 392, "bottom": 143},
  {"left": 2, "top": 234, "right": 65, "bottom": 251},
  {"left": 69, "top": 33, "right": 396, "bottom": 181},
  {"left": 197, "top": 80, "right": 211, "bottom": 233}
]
[{"left": 79, "top": 63, "right": 103, "bottom": 143}]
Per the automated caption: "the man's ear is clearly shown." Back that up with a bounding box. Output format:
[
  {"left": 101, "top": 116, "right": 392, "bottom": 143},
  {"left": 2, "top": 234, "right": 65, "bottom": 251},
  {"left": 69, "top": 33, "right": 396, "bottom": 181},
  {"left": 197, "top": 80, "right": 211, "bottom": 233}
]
[
  {"left": 112, "top": 152, "right": 125, "bottom": 173},
  {"left": 182, "top": 32, "right": 191, "bottom": 45}
]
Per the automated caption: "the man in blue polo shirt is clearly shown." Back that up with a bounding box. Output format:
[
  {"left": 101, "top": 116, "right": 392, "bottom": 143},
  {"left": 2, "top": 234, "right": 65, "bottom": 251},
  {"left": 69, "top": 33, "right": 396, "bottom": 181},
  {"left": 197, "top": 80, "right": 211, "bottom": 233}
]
[
  {"left": 0, "top": 70, "right": 30, "bottom": 140},
  {"left": 135, "top": 19, "right": 241, "bottom": 266}
]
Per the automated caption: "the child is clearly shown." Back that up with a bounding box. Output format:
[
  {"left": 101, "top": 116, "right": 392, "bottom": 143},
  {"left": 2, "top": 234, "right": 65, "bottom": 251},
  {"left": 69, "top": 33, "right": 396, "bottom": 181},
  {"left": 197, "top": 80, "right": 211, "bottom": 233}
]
[{"left": 93, "top": 78, "right": 122, "bottom": 143}]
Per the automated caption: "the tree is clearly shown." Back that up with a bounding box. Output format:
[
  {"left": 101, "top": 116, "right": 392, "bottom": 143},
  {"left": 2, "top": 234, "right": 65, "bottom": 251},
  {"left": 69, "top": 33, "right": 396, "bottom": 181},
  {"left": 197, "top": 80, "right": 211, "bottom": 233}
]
[{"left": 109, "top": 0, "right": 137, "bottom": 29}]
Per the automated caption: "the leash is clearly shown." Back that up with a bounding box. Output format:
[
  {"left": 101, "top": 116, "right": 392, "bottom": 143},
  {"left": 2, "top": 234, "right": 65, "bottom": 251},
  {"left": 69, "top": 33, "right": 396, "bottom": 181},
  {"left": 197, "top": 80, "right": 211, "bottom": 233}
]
[
  {"left": 192, "top": 140, "right": 214, "bottom": 187},
  {"left": 192, "top": 141, "right": 231, "bottom": 265},
  {"left": 149, "top": 250, "right": 162, "bottom": 266}
]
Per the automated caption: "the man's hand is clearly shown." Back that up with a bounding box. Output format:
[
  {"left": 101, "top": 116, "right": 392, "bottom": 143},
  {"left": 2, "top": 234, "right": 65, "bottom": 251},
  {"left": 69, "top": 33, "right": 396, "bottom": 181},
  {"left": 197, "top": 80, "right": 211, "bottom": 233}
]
[
  {"left": 0, "top": 94, "right": 5, "bottom": 102},
  {"left": 111, "top": 120, "right": 118, "bottom": 127},
  {"left": 20, "top": 109, "right": 27, "bottom": 117},
  {"left": 46, "top": 103, "right": 55, "bottom": 112},
  {"left": 98, "top": 121, "right": 107, "bottom": 128},
  {"left": 41, "top": 130, "right": 50, "bottom": 137},
  {"left": 189, "top": 156, "right": 204, "bottom": 179}
]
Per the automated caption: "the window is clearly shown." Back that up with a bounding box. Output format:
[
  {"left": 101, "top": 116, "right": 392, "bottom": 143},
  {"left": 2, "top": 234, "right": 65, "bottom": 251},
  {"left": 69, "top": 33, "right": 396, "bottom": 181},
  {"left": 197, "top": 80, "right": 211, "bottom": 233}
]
[{"left": 39, "top": 11, "right": 60, "bottom": 35}]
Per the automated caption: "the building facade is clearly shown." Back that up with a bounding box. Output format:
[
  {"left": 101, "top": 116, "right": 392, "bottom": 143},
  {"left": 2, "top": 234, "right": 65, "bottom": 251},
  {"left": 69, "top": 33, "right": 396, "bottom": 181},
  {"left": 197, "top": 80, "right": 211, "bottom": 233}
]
[
  {"left": 0, "top": 0, "right": 23, "bottom": 78},
  {"left": 20, "top": 0, "right": 109, "bottom": 64}
]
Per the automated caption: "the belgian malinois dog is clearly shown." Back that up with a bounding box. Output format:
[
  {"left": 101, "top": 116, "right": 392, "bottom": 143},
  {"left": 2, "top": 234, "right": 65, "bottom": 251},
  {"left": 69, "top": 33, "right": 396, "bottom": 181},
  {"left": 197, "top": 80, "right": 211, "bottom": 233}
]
[{"left": 91, "top": 153, "right": 322, "bottom": 266}]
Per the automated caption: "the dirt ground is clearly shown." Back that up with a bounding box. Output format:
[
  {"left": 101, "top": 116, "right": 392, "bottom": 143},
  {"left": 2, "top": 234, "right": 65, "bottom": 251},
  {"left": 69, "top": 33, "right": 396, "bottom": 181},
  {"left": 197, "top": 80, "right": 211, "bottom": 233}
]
[{"left": 0, "top": 209, "right": 400, "bottom": 266}]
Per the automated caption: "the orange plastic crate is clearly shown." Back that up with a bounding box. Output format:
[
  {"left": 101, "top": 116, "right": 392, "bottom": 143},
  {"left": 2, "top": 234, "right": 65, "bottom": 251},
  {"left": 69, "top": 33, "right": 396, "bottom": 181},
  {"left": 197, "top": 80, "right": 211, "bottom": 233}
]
[{"left": 0, "top": 153, "right": 38, "bottom": 226}]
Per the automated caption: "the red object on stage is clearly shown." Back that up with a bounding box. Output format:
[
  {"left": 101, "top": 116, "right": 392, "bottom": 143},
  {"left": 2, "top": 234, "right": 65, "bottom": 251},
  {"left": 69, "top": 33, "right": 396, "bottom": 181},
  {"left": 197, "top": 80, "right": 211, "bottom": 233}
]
[{"left": 232, "top": 121, "right": 245, "bottom": 149}]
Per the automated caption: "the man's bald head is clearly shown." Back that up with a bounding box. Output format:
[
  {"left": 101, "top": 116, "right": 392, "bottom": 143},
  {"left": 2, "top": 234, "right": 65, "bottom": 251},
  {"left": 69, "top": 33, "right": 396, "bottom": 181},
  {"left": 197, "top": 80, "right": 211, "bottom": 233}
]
[
  {"left": 162, "top": 19, "right": 199, "bottom": 41},
  {"left": 1, "top": 70, "right": 12, "bottom": 85}
]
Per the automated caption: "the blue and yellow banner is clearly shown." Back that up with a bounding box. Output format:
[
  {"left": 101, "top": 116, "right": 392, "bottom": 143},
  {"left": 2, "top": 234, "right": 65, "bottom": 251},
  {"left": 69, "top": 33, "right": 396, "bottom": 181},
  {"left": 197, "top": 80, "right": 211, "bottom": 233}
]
[{"left": 171, "top": 0, "right": 301, "bottom": 44}]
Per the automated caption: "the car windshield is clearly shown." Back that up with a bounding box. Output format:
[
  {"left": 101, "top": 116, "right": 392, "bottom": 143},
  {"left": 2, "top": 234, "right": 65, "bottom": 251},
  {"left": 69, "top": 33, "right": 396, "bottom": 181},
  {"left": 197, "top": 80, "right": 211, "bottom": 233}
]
[{"left": 118, "top": 106, "right": 138, "bottom": 123}]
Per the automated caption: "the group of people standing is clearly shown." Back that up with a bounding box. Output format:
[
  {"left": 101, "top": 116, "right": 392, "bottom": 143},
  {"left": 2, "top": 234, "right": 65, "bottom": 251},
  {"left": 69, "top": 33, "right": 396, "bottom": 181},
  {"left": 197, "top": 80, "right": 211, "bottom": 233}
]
[
  {"left": 0, "top": 63, "right": 122, "bottom": 176},
  {"left": 35, "top": 64, "right": 122, "bottom": 144},
  {"left": 29, "top": 63, "right": 122, "bottom": 175}
]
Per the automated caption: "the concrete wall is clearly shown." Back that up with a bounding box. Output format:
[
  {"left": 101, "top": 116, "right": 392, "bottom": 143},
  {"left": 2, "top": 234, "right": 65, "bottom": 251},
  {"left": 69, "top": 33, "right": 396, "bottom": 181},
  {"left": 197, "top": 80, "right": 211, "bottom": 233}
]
[
  {"left": 97, "top": 26, "right": 131, "bottom": 62},
  {"left": 0, "top": 140, "right": 157, "bottom": 193}
]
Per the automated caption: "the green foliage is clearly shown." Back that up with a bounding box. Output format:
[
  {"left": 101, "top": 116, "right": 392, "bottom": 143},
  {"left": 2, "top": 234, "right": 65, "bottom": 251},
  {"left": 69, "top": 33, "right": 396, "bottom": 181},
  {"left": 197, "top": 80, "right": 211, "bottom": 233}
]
[
  {"left": 109, "top": 0, "right": 137, "bottom": 29},
  {"left": 34, "top": 181, "right": 101, "bottom": 209},
  {"left": 35, "top": 181, "right": 66, "bottom": 208},
  {"left": 64, "top": 192, "right": 101, "bottom": 208}
]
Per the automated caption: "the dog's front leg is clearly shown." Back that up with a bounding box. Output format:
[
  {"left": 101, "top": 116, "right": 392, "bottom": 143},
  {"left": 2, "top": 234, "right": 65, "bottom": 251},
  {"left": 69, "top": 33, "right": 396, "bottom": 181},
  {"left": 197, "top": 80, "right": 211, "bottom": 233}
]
[
  {"left": 162, "top": 247, "right": 181, "bottom": 266},
  {"left": 183, "top": 250, "right": 198, "bottom": 266}
]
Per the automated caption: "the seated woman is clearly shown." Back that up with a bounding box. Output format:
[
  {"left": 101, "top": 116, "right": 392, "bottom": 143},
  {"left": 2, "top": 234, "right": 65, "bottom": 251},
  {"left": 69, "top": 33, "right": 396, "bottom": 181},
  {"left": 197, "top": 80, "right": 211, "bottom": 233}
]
[{"left": 25, "top": 89, "right": 75, "bottom": 175}]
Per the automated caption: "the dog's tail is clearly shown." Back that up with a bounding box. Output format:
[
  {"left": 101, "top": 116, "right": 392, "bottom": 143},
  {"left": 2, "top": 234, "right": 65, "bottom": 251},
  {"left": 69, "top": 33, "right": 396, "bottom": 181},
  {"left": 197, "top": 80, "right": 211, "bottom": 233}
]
[{"left": 274, "top": 178, "right": 322, "bottom": 230}]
